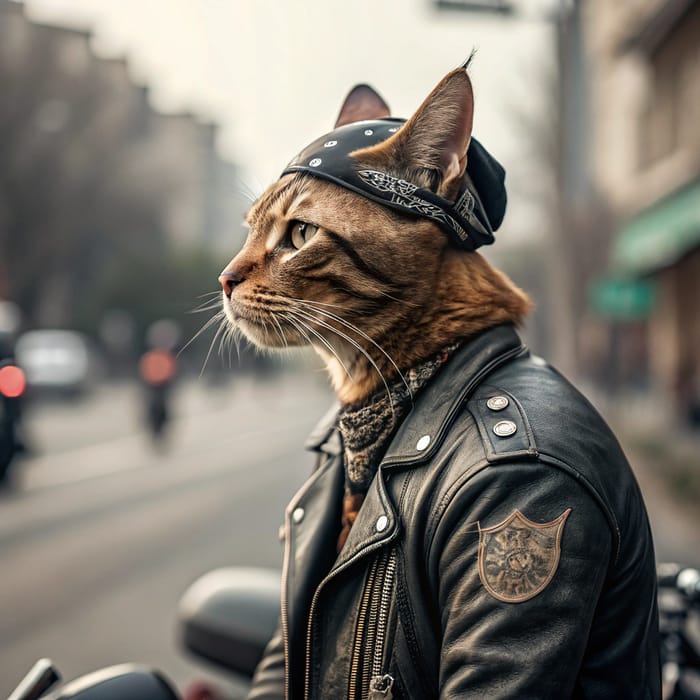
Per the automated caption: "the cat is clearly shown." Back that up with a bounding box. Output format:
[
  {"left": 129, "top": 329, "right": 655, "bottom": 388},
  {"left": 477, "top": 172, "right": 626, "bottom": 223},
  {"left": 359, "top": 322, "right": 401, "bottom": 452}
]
[
  {"left": 221, "top": 65, "right": 661, "bottom": 700},
  {"left": 218, "top": 64, "right": 531, "bottom": 406}
]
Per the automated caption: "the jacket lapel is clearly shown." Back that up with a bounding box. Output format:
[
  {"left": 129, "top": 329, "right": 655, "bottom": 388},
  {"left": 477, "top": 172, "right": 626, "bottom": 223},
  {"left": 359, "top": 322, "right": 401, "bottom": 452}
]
[{"left": 381, "top": 325, "right": 525, "bottom": 467}]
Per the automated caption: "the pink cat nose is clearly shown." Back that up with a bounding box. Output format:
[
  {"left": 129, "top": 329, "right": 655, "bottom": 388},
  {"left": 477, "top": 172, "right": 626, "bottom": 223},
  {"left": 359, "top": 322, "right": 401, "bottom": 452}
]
[{"left": 218, "top": 270, "right": 244, "bottom": 298}]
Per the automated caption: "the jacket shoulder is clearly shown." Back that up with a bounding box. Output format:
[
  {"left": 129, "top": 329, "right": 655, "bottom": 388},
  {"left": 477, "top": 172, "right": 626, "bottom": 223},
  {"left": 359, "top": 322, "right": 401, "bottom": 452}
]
[{"left": 464, "top": 353, "right": 615, "bottom": 466}]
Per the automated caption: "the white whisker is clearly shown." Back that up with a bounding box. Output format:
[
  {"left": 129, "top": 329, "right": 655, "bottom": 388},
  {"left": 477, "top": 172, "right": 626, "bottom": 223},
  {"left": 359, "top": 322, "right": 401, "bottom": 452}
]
[
  {"left": 283, "top": 311, "right": 354, "bottom": 383},
  {"left": 291, "top": 306, "right": 395, "bottom": 410},
  {"left": 178, "top": 311, "right": 225, "bottom": 358},
  {"left": 292, "top": 300, "right": 410, "bottom": 398},
  {"left": 201, "top": 318, "right": 227, "bottom": 376}
]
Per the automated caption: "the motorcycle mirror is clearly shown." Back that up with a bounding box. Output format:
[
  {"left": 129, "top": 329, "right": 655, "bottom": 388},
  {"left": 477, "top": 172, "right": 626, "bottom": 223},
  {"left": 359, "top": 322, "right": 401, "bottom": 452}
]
[
  {"left": 177, "top": 567, "right": 281, "bottom": 678},
  {"left": 7, "top": 658, "right": 61, "bottom": 700},
  {"left": 41, "top": 664, "right": 179, "bottom": 700}
]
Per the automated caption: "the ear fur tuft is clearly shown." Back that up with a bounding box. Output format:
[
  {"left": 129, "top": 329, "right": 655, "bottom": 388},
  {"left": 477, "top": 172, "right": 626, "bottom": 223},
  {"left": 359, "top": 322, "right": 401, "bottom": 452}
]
[{"left": 461, "top": 49, "right": 477, "bottom": 71}]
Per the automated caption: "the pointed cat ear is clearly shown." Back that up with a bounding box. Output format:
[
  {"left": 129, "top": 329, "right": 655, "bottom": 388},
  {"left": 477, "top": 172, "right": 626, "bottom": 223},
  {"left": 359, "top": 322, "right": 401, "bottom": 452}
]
[
  {"left": 335, "top": 84, "right": 391, "bottom": 128},
  {"left": 385, "top": 67, "right": 474, "bottom": 196}
]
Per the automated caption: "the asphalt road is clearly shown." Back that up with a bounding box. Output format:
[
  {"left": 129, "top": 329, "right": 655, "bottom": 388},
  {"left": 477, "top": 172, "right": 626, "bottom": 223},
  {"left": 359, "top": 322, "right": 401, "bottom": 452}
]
[
  {"left": 0, "top": 371, "right": 333, "bottom": 697},
  {"left": 0, "top": 370, "right": 697, "bottom": 697}
]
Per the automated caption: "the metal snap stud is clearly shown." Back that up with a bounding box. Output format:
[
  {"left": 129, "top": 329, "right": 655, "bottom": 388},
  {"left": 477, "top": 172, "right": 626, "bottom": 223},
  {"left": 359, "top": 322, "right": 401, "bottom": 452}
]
[
  {"left": 486, "top": 395, "right": 509, "bottom": 411},
  {"left": 493, "top": 420, "right": 517, "bottom": 438},
  {"left": 292, "top": 507, "right": 305, "bottom": 523},
  {"left": 323, "top": 140, "right": 337, "bottom": 148},
  {"left": 309, "top": 158, "right": 322, "bottom": 167},
  {"left": 376, "top": 514, "right": 389, "bottom": 532},
  {"left": 416, "top": 435, "right": 431, "bottom": 451},
  {"left": 364, "top": 129, "right": 374, "bottom": 136},
  {"left": 388, "top": 127, "right": 399, "bottom": 133}
]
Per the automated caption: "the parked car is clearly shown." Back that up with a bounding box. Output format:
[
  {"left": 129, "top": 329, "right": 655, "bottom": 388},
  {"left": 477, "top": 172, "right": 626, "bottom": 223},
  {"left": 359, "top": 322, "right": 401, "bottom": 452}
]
[{"left": 15, "top": 330, "right": 96, "bottom": 397}]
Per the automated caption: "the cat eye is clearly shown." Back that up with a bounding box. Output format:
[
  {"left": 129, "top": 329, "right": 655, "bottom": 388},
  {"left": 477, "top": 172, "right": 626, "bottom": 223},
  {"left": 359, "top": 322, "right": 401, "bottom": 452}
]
[{"left": 289, "top": 221, "right": 319, "bottom": 250}]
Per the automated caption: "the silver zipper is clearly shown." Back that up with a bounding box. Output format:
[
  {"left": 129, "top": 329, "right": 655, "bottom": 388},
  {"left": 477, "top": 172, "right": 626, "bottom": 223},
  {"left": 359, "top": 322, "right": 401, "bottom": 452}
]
[
  {"left": 281, "top": 514, "right": 292, "bottom": 700},
  {"left": 348, "top": 548, "right": 398, "bottom": 700},
  {"left": 371, "top": 550, "right": 397, "bottom": 679},
  {"left": 348, "top": 559, "right": 380, "bottom": 700},
  {"left": 304, "top": 537, "right": 394, "bottom": 700},
  {"left": 368, "top": 674, "right": 395, "bottom": 700}
]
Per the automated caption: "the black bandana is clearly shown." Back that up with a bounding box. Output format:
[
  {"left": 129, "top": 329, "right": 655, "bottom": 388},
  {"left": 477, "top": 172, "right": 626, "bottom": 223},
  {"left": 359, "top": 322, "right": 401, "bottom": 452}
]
[{"left": 281, "top": 119, "right": 506, "bottom": 251}]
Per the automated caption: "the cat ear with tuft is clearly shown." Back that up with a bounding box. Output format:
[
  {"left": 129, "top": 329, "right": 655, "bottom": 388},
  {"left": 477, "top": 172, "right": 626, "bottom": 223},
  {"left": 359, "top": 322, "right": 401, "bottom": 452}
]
[
  {"left": 334, "top": 84, "right": 391, "bottom": 128},
  {"left": 382, "top": 67, "right": 475, "bottom": 199}
]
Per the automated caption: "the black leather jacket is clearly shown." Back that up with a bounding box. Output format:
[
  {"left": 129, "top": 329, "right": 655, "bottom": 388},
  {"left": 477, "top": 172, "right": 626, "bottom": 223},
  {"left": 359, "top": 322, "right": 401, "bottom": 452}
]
[{"left": 249, "top": 326, "right": 661, "bottom": 699}]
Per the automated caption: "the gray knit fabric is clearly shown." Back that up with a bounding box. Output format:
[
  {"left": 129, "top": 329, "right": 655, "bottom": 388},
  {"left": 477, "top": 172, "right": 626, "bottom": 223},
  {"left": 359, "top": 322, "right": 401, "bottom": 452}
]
[{"left": 337, "top": 344, "right": 458, "bottom": 494}]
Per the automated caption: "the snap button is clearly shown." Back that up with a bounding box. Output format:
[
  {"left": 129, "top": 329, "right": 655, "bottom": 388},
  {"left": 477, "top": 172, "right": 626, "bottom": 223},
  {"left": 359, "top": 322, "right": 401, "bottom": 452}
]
[
  {"left": 486, "top": 395, "right": 509, "bottom": 411},
  {"left": 416, "top": 435, "right": 431, "bottom": 451},
  {"left": 292, "top": 507, "right": 305, "bottom": 523},
  {"left": 376, "top": 514, "right": 389, "bottom": 532},
  {"left": 493, "top": 420, "right": 517, "bottom": 437}
]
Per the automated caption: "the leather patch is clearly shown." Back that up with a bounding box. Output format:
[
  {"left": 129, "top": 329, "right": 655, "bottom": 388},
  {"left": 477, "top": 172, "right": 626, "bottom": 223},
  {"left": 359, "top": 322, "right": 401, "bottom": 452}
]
[{"left": 478, "top": 508, "right": 571, "bottom": 603}]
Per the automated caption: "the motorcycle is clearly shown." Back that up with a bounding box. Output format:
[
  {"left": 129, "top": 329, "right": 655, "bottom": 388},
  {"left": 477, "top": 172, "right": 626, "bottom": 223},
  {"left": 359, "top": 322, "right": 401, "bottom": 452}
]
[
  {"left": 8, "top": 563, "right": 700, "bottom": 699},
  {"left": 7, "top": 660, "right": 179, "bottom": 700},
  {"left": 6, "top": 568, "right": 279, "bottom": 700},
  {"left": 0, "top": 359, "right": 27, "bottom": 482},
  {"left": 657, "top": 564, "right": 700, "bottom": 699}
]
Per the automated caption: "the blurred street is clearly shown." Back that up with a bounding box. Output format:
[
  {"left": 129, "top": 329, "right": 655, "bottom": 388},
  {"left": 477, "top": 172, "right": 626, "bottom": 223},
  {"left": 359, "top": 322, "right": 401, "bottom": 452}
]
[{"left": 0, "top": 372, "right": 332, "bottom": 697}]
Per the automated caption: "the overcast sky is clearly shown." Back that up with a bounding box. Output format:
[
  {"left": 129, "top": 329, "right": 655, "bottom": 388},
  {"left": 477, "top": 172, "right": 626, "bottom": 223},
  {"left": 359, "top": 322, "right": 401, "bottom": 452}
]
[{"left": 24, "top": 0, "right": 554, "bottom": 235}]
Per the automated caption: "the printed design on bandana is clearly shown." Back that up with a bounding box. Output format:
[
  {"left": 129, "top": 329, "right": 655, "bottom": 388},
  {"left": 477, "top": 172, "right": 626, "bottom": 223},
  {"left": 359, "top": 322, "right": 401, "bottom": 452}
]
[
  {"left": 478, "top": 509, "right": 571, "bottom": 603},
  {"left": 454, "top": 188, "right": 475, "bottom": 218},
  {"left": 357, "top": 170, "right": 469, "bottom": 242}
]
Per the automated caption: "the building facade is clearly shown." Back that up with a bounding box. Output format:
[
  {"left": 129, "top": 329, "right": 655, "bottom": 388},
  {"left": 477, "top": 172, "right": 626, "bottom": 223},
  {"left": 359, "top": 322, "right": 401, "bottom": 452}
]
[{"left": 585, "top": 0, "right": 700, "bottom": 424}]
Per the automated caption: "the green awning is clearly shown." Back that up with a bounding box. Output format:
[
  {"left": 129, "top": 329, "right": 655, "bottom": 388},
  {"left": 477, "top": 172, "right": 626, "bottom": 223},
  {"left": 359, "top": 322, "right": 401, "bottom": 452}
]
[
  {"left": 589, "top": 277, "right": 656, "bottom": 320},
  {"left": 611, "top": 177, "right": 700, "bottom": 276}
]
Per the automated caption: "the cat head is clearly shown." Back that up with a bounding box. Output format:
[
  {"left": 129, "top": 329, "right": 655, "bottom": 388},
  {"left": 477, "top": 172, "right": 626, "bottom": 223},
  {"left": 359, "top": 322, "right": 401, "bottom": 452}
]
[{"left": 219, "top": 64, "right": 531, "bottom": 404}]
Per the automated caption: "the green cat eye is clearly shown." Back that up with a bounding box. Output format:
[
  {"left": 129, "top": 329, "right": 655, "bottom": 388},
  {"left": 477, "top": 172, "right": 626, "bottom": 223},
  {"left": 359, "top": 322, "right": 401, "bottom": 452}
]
[{"left": 289, "top": 221, "right": 318, "bottom": 250}]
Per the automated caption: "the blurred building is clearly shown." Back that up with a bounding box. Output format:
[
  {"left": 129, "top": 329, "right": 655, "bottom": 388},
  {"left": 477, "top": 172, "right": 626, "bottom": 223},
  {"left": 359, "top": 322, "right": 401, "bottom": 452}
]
[
  {"left": 0, "top": 0, "right": 246, "bottom": 328},
  {"left": 585, "top": 0, "right": 700, "bottom": 424}
]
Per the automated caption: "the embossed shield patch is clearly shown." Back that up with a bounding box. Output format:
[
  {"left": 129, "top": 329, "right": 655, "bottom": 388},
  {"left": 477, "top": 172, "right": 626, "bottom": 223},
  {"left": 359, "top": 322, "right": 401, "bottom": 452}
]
[{"left": 478, "top": 508, "right": 571, "bottom": 603}]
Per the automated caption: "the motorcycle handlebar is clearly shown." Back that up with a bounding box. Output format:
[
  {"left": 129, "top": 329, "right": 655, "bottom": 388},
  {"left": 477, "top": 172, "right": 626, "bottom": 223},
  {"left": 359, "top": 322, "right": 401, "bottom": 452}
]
[
  {"left": 657, "top": 563, "right": 700, "bottom": 601},
  {"left": 7, "top": 664, "right": 180, "bottom": 700},
  {"left": 7, "top": 659, "right": 60, "bottom": 700}
]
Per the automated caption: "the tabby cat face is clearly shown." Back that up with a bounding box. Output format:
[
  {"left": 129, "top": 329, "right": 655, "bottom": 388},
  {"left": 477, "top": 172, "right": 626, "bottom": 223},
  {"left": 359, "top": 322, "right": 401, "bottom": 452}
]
[
  {"left": 219, "top": 66, "right": 531, "bottom": 403},
  {"left": 222, "top": 174, "right": 443, "bottom": 349}
]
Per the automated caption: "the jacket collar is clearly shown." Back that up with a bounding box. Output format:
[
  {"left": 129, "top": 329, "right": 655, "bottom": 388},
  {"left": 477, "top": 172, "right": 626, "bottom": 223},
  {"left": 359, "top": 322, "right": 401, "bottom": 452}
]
[{"left": 305, "top": 324, "right": 526, "bottom": 467}]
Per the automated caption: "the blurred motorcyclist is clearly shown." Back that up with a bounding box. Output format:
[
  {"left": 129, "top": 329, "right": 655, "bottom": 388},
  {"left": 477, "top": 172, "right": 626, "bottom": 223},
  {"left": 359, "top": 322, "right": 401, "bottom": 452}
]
[{"left": 138, "top": 320, "right": 180, "bottom": 445}]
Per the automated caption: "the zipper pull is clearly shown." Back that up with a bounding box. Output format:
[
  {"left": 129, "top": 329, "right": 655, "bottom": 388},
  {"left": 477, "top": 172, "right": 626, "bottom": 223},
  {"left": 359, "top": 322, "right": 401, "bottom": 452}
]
[{"left": 368, "top": 674, "right": 395, "bottom": 700}]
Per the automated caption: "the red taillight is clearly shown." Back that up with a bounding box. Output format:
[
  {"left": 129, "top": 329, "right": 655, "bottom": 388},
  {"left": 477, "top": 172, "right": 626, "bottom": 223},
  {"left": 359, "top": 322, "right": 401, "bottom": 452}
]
[{"left": 0, "top": 365, "right": 26, "bottom": 398}]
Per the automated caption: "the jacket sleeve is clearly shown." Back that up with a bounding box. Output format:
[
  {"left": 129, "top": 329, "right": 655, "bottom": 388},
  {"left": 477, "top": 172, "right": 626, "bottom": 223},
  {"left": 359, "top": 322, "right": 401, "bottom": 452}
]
[
  {"left": 247, "top": 622, "right": 285, "bottom": 700},
  {"left": 430, "top": 461, "right": 612, "bottom": 699}
]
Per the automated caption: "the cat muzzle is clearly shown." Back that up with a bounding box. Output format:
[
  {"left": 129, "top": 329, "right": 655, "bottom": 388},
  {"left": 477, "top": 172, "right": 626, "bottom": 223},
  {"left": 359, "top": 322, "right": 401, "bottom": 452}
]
[{"left": 280, "top": 118, "right": 506, "bottom": 251}]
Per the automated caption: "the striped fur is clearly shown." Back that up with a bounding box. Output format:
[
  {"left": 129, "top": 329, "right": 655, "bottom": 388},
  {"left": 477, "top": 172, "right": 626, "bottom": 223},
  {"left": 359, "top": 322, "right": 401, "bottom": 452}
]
[{"left": 220, "top": 68, "right": 532, "bottom": 405}]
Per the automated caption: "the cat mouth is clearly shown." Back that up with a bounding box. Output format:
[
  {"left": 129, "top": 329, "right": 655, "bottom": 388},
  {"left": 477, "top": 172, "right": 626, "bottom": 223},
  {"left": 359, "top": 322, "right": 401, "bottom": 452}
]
[{"left": 224, "top": 300, "right": 305, "bottom": 349}]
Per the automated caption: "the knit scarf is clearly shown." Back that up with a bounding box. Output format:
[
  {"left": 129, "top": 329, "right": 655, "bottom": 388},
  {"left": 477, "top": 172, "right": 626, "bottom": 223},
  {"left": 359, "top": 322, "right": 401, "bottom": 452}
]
[{"left": 336, "top": 344, "right": 458, "bottom": 550}]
